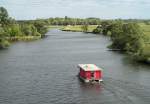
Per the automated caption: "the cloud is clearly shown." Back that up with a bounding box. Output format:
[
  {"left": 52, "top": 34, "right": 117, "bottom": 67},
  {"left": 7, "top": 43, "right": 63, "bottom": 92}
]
[{"left": 1, "top": 0, "right": 150, "bottom": 20}]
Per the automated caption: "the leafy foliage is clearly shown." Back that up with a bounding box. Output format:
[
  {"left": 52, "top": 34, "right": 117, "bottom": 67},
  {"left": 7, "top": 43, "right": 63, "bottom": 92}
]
[
  {"left": 81, "top": 25, "right": 88, "bottom": 32},
  {"left": 0, "top": 7, "right": 9, "bottom": 26},
  {"left": 107, "top": 21, "right": 149, "bottom": 63},
  {"left": 6, "top": 24, "right": 22, "bottom": 37},
  {"left": 122, "top": 23, "right": 145, "bottom": 53},
  {"left": 0, "top": 7, "right": 49, "bottom": 48},
  {"left": 21, "top": 24, "right": 40, "bottom": 36},
  {"left": 92, "top": 25, "right": 102, "bottom": 34},
  {"left": 0, "top": 27, "right": 10, "bottom": 48},
  {"left": 34, "top": 21, "right": 48, "bottom": 37}
]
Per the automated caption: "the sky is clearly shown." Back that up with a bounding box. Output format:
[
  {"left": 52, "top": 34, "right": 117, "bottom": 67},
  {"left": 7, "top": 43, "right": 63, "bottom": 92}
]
[{"left": 0, "top": 0, "right": 150, "bottom": 20}]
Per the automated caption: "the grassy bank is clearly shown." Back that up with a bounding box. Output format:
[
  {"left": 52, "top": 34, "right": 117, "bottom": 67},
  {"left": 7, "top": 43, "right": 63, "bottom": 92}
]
[
  {"left": 48, "top": 25, "right": 64, "bottom": 30},
  {"left": 136, "top": 44, "right": 150, "bottom": 63},
  {"left": 61, "top": 24, "right": 150, "bottom": 64},
  {"left": 7, "top": 36, "right": 41, "bottom": 41},
  {"left": 138, "top": 23, "right": 150, "bottom": 63},
  {"left": 0, "top": 7, "right": 49, "bottom": 49},
  {"left": 61, "top": 25, "right": 97, "bottom": 32},
  {"left": 139, "top": 23, "right": 150, "bottom": 41}
]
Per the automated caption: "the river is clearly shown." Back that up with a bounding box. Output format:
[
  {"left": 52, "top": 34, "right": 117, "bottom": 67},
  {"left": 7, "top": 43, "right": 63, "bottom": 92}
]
[{"left": 0, "top": 29, "right": 150, "bottom": 104}]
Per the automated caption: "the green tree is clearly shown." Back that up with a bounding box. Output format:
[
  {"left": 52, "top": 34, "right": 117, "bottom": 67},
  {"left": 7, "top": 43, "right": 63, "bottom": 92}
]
[
  {"left": 122, "top": 23, "right": 145, "bottom": 53},
  {"left": 110, "top": 22, "right": 145, "bottom": 54},
  {"left": 0, "top": 27, "right": 10, "bottom": 48},
  {"left": 101, "top": 21, "right": 113, "bottom": 35},
  {"left": 0, "top": 7, "right": 10, "bottom": 48},
  {"left": 30, "top": 25, "right": 41, "bottom": 36},
  {"left": 21, "top": 24, "right": 32, "bottom": 36},
  {"left": 6, "top": 24, "right": 22, "bottom": 37},
  {"left": 109, "top": 21, "right": 124, "bottom": 49},
  {"left": 0, "top": 7, "right": 10, "bottom": 26},
  {"left": 34, "top": 21, "right": 48, "bottom": 37},
  {"left": 21, "top": 24, "right": 41, "bottom": 36},
  {"left": 81, "top": 24, "right": 88, "bottom": 32},
  {"left": 93, "top": 25, "right": 102, "bottom": 34}
]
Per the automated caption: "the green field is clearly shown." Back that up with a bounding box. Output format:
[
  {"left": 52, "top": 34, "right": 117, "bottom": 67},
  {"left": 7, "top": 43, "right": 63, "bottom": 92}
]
[
  {"left": 139, "top": 23, "right": 150, "bottom": 40},
  {"left": 61, "top": 25, "right": 97, "bottom": 32},
  {"left": 48, "top": 25, "right": 64, "bottom": 30}
]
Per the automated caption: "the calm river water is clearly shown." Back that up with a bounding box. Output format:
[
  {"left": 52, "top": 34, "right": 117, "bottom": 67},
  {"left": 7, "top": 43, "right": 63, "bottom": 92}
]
[{"left": 0, "top": 29, "right": 150, "bottom": 104}]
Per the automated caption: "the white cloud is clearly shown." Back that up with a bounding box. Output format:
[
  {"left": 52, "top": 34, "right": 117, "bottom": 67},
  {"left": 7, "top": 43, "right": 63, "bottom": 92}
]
[{"left": 1, "top": 0, "right": 150, "bottom": 19}]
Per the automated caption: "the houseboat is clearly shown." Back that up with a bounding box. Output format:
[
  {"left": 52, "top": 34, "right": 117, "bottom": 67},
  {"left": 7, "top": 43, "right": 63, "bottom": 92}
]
[{"left": 78, "top": 64, "right": 103, "bottom": 83}]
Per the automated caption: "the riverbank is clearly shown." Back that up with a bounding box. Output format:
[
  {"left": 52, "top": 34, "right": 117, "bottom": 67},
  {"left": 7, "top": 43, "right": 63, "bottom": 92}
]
[
  {"left": 0, "top": 7, "right": 50, "bottom": 49},
  {"left": 48, "top": 25, "right": 64, "bottom": 30},
  {"left": 61, "top": 25, "right": 97, "bottom": 32},
  {"left": 136, "top": 44, "right": 150, "bottom": 63},
  {"left": 61, "top": 24, "right": 150, "bottom": 64},
  {"left": 7, "top": 36, "right": 41, "bottom": 41}
]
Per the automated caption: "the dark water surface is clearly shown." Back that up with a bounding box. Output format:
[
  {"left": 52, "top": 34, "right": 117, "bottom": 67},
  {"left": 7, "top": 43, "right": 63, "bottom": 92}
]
[{"left": 0, "top": 30, "right": 150, "bottom": 104}]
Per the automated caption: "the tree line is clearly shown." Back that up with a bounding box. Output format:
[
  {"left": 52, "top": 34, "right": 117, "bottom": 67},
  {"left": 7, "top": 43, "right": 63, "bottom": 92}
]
[
  {"left": 0, "top": 7, "right": 150, "bottom": 63},
  {"left": 92, "top": 20, "right": 150, "bottom": 63},
  {"left": 18, "top": 17, "right": 150, "bottom": 26},
  {"left": 0, "top": 7, "right": 48, "bottom": 48},
  {"left": 18, "top": 16, "right": 102, "bottom": 26}
]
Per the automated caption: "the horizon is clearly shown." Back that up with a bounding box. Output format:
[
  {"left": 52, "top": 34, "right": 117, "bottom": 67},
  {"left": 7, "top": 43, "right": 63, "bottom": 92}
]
[
  {"left": 17, "top": 17, "right": 150, "bottom": 21},
  {"left": 1, "top": 0, "right": 150, "bottom": 20}
]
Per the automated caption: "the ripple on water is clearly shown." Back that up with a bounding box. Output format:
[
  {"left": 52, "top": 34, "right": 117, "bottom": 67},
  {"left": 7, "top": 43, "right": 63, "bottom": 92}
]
[{"left": 0, "top": 30, "right": 150, "bottom": 104}]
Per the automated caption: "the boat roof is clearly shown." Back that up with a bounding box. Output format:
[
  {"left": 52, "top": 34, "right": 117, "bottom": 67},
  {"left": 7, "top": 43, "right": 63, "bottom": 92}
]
[{"left": 78, "top": 64, "right": 102, "bottom": 71}]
